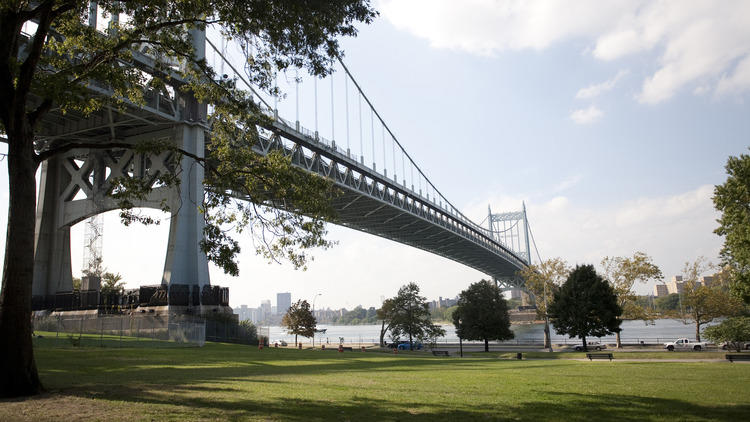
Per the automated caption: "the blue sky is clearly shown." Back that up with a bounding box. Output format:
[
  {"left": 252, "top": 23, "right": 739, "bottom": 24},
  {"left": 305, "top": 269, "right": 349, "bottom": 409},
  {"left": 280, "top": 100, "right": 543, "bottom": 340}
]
[{"left": 2, "top": 0, "right": 750, "bottom": 310}]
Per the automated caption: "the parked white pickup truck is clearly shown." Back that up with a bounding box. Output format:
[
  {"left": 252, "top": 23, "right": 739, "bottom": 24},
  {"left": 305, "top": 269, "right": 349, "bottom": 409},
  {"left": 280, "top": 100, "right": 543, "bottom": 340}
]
[{"left": 663, "top": 338, "right": 707, "bottom": 351}]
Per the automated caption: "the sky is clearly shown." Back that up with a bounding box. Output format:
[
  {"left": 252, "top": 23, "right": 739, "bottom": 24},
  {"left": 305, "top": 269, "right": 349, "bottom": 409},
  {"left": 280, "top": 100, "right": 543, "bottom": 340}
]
[{"left": 2, "top": 0, "right": 750, "bottom": 311}]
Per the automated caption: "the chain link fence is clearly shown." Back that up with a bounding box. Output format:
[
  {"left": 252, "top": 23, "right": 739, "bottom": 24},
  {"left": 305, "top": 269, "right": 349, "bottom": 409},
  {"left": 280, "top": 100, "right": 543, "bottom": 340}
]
[{"left": 33, "top": 314, "right": 207, "bottom": 348}]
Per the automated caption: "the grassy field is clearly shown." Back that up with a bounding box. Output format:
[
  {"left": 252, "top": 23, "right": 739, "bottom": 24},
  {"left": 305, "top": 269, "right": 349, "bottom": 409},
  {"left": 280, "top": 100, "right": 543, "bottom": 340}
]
[{"left": 1, "top": 336, "right": 749, "bottom": 421}]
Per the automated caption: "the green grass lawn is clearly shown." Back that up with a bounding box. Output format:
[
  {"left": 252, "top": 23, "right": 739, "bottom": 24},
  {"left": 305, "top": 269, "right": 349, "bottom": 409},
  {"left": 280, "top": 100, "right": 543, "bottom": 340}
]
[{"left": 2, "top": 338, "right": 749, "bottom": 421}]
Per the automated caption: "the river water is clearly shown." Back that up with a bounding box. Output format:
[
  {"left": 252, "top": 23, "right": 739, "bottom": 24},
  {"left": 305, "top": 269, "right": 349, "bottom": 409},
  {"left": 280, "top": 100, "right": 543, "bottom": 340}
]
[{"left": 268, "top": 319, "right": 715, "bottom": 345}]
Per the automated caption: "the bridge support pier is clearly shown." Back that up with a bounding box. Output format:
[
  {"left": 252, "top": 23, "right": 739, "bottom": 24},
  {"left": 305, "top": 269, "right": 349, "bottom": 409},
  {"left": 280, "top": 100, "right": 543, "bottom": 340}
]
[
  {"left": 161, "top": 124, "right": 209, "bottom": 289},
  {"left": 33, "top": 156, "right": 74, "bottom": 298}
]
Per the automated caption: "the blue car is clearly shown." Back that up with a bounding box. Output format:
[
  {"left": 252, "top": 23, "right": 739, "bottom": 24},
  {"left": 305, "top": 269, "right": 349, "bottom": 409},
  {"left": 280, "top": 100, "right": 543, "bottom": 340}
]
[{"left": 397, "top": 342, "right": 423, "bottom": 350}]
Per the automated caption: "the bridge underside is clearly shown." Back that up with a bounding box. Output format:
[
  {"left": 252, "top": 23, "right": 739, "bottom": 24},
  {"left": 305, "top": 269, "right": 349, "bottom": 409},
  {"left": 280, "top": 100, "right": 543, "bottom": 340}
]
[{"left": 332, "top": 190, "right": 525, "bottom": 281}]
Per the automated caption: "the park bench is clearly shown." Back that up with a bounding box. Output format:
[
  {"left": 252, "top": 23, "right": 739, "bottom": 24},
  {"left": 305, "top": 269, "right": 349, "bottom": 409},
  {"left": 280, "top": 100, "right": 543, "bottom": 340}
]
[
  {"left": 725, "top": 353, "right": 750, "bottom": 362},
  {"left": 341, "top": 346, "right": 353, "bottom": 351},
  {"left": 432, "top": 350, "right": 449, "bottom": 357},
  {"left": 586, "top": 353, "right": 613, "bottom": 361}
]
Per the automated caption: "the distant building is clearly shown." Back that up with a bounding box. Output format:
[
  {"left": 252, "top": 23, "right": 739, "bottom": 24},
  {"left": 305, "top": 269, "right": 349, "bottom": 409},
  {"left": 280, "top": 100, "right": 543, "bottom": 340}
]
[
  {"left": 653, "top": 284, "right": 669, "bottom": 297},
  {"left": 277, "top": 292, "right": 291, "bottom": 315},
  {"left": 654, "top": 275, "right": 717, "bottom": 297},
  {"left": 260, "top": 300, "right": 272, "bottom": 322},
  {"left": 235, "top": 304, "right": 251, "bottom": 321},
  {"left": 667, "top": 276, "right": 684, "bottom": 294}
]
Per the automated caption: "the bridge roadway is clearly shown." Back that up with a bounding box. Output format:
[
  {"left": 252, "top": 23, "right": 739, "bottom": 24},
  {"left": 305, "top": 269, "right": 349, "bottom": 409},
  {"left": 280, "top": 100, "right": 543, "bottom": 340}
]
[{"left": 33, "top": 47, "right": 528, "bottom": 288}]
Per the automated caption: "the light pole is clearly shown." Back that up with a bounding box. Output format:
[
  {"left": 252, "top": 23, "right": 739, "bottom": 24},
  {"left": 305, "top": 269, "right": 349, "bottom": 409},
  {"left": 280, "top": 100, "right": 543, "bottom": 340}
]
[
  {"left": 458, "top": 318, "right": 463, "bottom": 358},
  {"left": 312, "top": 293, "right": 322, "bottom": 348}
]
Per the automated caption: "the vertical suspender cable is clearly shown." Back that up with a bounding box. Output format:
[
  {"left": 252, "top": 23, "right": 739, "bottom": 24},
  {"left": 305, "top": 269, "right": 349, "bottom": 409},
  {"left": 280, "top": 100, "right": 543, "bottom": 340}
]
[
  {"left": 295, "top": 69, "right": 299, "bottom": 130},
  {"left": 345, "top": 77, "right": 350, "bottom": 155},
  {"left": 391, "top": 136, "right": 398, "bottom": 183},
  {"left": 370, "top": 108, "right": 375, "bottom": 170},
  {"left": 382, "top": 125, "right": 386, "bottom": 177},
  {"left": 357, "top": 91, "right": 365, "bottom": 164},
  {"left": 331, "top": 73, "right": 335, "bottom": 145},
  {"left": 314, "top": 77, "right": 318, "bottom": 138},
  {"left": 401, "top": 149, "right": 405, "bottom": 186}
]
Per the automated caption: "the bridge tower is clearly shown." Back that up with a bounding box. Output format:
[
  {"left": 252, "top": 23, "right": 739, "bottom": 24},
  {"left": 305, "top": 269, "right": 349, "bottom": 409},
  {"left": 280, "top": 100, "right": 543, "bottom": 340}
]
[
  {"left": 487, "top": 202, "right": 532, "bottom": 298},
  {"left": 31, "top": 22, "right": 211, "bottom": 310}
]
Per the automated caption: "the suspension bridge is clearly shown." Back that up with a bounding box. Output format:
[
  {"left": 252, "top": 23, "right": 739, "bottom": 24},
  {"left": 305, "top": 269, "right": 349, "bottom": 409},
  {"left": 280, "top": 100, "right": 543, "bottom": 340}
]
[{"left": 29, "top": 14, "right": 540, "bottom": 309}]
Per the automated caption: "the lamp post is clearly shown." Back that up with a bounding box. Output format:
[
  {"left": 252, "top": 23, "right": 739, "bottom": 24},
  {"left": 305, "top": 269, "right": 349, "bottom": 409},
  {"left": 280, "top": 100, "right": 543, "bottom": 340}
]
[
  {"left": 458, "top": 318, "right": 463, "bottom": 358},
  {"left": 312, "top": 293, "right": 322, "bottom": 348}
]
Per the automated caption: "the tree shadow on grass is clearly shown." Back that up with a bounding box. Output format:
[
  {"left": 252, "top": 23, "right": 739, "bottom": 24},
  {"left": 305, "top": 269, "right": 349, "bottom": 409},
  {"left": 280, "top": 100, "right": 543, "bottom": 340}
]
[
  {"left": 36, "top": 348, "right": 573, "bottom": 388},
  {"left": 44, "top": 385, "right": 750, "bottom": 421}
]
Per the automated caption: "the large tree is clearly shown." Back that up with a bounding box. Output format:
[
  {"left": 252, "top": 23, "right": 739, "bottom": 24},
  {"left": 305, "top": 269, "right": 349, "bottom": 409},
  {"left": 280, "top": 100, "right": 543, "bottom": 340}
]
[
  {"left": 601, "top": 252, "right": 663, "bottom": 348},
  {"left": 677, "top": 258, "right": 745, "bottom": 341},
  {"left": 452, "top": 279, "right": 514, "bottom": 352},
  {"left": 0, "top": 0, "right": 376, "bottom": 397},
  {"left": 714, "top": 151, "right": 750, "bottom": 304},
  {"left": 548, "top": 264, "right": 622, "bottom": 351},
  {"left": 386, "top": 283, "right": 445, "bottom": 350},
  {"left": 517, "top": 257, "right": 569, "bottom": 349},
  {"left": 281, "top": 299, "right": 316, "bottom": 347}
]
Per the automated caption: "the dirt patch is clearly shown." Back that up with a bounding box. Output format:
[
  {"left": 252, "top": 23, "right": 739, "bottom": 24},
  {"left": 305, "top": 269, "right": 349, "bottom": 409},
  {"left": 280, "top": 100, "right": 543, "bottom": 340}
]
[{"left": 0, "top": 393, "right": 132, "bottom": 422}]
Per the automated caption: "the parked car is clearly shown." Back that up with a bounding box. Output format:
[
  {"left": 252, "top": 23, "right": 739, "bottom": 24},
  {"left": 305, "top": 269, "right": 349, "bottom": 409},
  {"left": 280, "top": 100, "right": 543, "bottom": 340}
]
[
  {"left": 720, "top": 341, "right": 750, "bottom": 350},
  {"left": 273, "top": 339, "right": 288, "bottom": 347},
  {"left": 663, "top": 338, "right": 706, "bottom": 351},
  {"left": 397, "top": 342, "right": 423, "bottom": 350},
  {"left": 573, "top": 342, "right": 606, "bottom": 352}
]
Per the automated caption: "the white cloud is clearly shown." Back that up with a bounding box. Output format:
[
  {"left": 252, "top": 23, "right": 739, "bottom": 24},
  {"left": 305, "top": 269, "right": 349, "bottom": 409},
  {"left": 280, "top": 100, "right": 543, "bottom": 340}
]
[
  {"left": 576, "top": 70, "right": 628, "bottom": 99},
  {"left": 570, "top": 106, "right": 603, "bottom": 124},
  {"left": 380, "top": 0, "right": 750, "bottom": 103},
  {"left": 553, "top": 175, "right": 582, "bottom": 193},
  {"left": 464, "top": 185, "right": 722, "bottom": 294}
]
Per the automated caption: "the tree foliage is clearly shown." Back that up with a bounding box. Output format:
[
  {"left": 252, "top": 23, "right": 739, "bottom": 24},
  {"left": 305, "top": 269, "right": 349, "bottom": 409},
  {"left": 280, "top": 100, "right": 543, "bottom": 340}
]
[
  {"left": 518, "top": 257, "right": 569, "bottom": 349},
  {"left": 452, "top": 280, "right": 513, "bottom": 352},
  {"left": 331, "top": 306, "right": 377, "bottom": 325},
  {"left": 703, "top": 317, "right": 750, "bottom": 352},
  {"left": 281, "top": 299, "right": 316, "bottom": 346},
  {"left": 714, "top": 151, "right": 750, "bottom": 304},
  {"left": 384, "top": 283, "right": 445, "bottom": 350},
  {"left": 100, "top": 272, "right": 124, "bottom": 295},
  {"left": 677, "top": 258, "right": 745, "bottom": 341},
  {"left": 601, "top": 252, "right": 663, "bottom": 347},
  {"left": 548, "top": 264, "right": 622, "bottom": 350},
  {"left": 0, "top": 0, "right": 376, "bottom": 397},
  {"left": 431, "top": 305, "right": 457, "bottom": 323},
  {"left": 517, "top": 258, "right": 569, "bottom": 317},
  {"left": 654, "top": 293, "right": 681, "bottom": 312}
]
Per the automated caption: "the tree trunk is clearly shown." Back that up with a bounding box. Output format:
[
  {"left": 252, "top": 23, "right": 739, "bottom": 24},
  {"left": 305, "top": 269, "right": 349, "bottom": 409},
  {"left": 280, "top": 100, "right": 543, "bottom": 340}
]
[
  {"left": 581, "top": 336, "right": 587, "bottom": 351},
  {"left": 616, "top": 331, "right": 622, "bottom": 349},
  {"left": 379, "top": 320, "right": 386, "bottom": 347},
  {"left": 408, "top": 332, "right": 413, "bottom": 351},
  {"left": 543, "top": 319, "right": 551, "bottom": 349},
  {"left": 0, "top": 128, "right": 42, "bottom": 397},
  {"left": 695, "top": 321, "right": 701, "bottom": 342},
  {"left": 295, "top": 334, "right": 298, "bottom": 347},
  {"left": 484, "top": 338, "right": 489, "bottom": 352}
]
